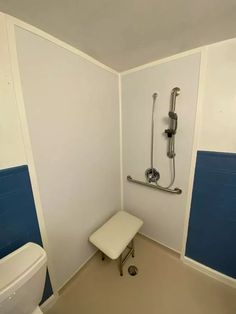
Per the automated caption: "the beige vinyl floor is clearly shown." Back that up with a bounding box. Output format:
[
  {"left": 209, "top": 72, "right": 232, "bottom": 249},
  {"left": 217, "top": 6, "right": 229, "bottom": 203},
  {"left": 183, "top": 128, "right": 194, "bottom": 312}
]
[{"left": 47, "top": 235, "right": 236, "bottom": 314}]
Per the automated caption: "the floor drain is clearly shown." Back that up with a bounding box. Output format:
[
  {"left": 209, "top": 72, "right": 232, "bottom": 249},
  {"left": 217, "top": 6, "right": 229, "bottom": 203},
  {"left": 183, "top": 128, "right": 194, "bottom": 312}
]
[{"left": 128, "top": 265, "right": 138, "bottom": 276}]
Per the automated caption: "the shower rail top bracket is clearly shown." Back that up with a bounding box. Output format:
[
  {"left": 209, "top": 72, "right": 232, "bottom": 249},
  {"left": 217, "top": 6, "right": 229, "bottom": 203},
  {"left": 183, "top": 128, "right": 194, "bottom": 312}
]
[{"left": 127, "top": 175, "right": 182, "bottom": 194}]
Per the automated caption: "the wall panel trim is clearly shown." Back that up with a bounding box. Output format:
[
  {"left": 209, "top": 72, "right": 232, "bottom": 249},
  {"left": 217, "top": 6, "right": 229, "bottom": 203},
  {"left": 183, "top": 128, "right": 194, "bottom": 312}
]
[{"left": 183, "top": 257, "right": 236, "bottom": 289}]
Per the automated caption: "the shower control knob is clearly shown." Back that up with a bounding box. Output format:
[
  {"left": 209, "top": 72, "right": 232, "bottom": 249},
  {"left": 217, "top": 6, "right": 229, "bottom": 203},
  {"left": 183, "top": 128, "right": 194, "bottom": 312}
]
[{"left": 145, "top": 168, "right": 160, "bottom": 183}]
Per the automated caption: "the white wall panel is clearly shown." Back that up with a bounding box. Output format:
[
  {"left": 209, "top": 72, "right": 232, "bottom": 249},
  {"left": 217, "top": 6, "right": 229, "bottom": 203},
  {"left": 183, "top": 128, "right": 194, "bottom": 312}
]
[
  {"left": 121, "top": 53, "right": 201, "bottom": 252},
  {"left": 199, "top": 39, "right": 236, "bottom": 153},
  {"left": 15, "top": 27, "right": 120, "bottom": 289},
  {"left": 0, "top": 14, "right": 26, "bottom": 169}
]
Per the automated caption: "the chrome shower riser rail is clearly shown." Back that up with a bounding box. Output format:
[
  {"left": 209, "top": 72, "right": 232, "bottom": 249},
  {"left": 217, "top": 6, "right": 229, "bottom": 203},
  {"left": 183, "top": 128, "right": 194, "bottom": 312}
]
[{"left": 127, "top": 176, "right": 182, "bottom": 194}]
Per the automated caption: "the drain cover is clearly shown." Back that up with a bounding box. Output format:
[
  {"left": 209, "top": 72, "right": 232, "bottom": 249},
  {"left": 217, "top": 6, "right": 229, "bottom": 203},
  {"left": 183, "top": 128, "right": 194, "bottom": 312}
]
[{"left": 128, "top": 265, "right": 138, "bottom": 276}]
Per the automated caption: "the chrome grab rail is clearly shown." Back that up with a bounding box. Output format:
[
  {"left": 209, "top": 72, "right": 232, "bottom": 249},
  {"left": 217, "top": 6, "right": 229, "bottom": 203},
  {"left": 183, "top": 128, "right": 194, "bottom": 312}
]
[{"left": 127, "top": 175, "right": 182, "bottom": 194}]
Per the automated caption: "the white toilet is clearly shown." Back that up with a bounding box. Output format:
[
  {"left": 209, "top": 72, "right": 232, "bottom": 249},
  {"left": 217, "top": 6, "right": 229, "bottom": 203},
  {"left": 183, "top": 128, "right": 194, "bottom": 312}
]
[{"left": 0, "top": 242, "right": 47, "bottom": 314}]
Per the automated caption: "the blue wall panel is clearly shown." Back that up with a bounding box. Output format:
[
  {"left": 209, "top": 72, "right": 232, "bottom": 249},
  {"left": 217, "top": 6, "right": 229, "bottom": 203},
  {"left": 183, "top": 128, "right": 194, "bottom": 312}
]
[
  {"left": 0, "top": 165, "right": 53, "bottom": 303},
  {"left": 186, "top": 151, "right": 236, "bottom": 278}
]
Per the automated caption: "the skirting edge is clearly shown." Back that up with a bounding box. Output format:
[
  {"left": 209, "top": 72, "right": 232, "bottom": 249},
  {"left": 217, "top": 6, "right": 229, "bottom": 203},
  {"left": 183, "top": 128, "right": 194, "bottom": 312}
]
[{"left": 183, "top": 256, "right": 236, "bottom": 289}]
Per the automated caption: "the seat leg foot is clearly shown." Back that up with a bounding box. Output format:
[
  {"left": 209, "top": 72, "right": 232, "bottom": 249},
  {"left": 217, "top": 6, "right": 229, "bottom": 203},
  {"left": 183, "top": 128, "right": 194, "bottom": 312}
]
[{"left": 101, "top": 252, "right": 105, "bottom": 261}]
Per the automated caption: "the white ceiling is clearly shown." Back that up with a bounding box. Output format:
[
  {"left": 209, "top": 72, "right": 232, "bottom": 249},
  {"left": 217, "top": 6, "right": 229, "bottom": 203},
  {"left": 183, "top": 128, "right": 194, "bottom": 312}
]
[{"left": 0, "top": 0, "right": 236, "bottom": 71}]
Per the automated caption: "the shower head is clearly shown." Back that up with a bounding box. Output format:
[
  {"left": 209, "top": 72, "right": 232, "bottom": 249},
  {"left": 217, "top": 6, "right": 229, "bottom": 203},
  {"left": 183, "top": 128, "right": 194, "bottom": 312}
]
[{"left": 169, "top": 111, "right": 177, "bottom": 120}]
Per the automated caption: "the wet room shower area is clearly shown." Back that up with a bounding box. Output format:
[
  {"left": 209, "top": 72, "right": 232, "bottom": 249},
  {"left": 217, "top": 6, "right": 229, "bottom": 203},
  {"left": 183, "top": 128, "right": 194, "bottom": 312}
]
[{"left": 122, "top": 53, "right": 200, "bottom": 252}]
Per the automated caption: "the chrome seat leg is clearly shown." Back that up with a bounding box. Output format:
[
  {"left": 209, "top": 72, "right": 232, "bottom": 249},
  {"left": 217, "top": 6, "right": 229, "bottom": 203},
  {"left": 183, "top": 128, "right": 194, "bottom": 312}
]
[
  {"left": 132, "top": 239, "right": 135, "bottom": 257},
  {"left": 119, "top": 254, "right": 123, "bottom": 276},
  {"left": 101, "top": 251, "right": 105, "bottom": 261}
]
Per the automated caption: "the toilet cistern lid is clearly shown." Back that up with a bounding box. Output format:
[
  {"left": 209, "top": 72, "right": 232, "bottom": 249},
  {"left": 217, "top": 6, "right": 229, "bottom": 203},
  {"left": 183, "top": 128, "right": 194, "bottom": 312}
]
[{"left": 0, "top": 242, "right": 47, "bottom": 303}]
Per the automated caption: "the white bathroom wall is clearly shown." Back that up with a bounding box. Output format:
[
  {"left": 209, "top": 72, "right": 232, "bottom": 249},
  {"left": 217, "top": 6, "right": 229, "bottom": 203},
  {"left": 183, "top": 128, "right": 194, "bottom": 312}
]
[
  {"left": 199, "top": 39, "right": 236, "bottom": 153},
  {"left": 121, "top": 53, "right": 201, "bottom": 252},
  {"left": 182, "top": 39, "right": 236, "bottom": 286},
  {"left": 0, "top": 14, "right": 58, "bottom": 295},
  {"left": 15, "top": 26, "right": 121, "bottom": 290},
  {"left": 0, "top": 14, "right": 26, "bottom": 169}
]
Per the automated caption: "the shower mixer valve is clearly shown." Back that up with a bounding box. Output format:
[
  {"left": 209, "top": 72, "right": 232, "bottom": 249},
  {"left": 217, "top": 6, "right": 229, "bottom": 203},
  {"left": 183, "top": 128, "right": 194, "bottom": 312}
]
[{"left": 145, "top": 168, "right": 160, "bottom": 183}]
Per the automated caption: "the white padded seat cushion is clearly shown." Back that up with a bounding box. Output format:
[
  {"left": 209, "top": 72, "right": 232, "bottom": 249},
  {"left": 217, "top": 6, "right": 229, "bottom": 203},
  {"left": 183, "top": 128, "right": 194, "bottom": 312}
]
[{"left": 89, "top": 211, "right": 143, "bottom": 260}]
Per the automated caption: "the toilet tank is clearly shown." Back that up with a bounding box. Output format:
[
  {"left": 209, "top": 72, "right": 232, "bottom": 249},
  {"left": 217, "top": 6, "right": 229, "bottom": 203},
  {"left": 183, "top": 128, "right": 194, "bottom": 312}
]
[{"left": 0, "top": 243, "right": 47, "bottom": 314}]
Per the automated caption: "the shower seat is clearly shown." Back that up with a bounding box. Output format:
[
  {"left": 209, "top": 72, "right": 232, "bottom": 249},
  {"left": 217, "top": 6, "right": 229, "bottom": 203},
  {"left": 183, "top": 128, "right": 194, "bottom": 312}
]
[{"left": 89, "top": 211, "right": 143, "bottom": 276}]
